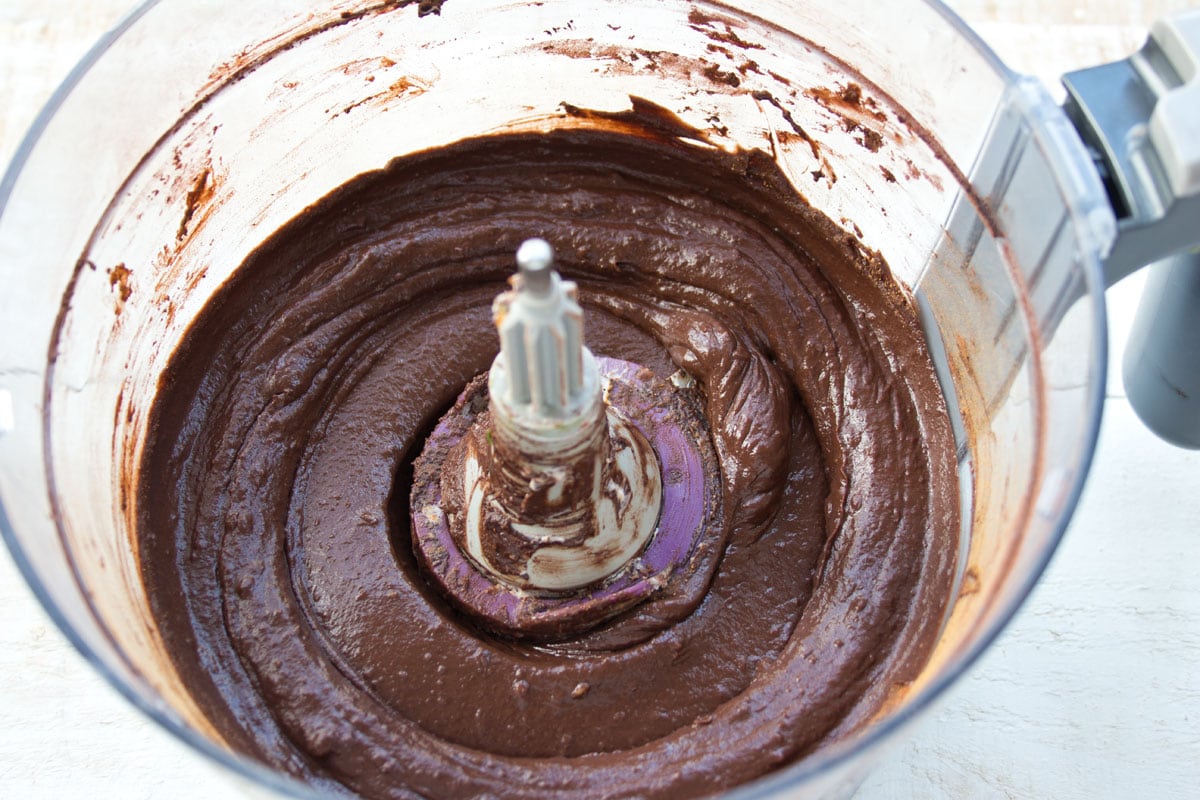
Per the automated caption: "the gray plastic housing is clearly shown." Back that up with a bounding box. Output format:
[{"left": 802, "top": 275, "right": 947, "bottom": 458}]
[
  {"left": 1123, "top": 251, "right": 1200, "bottom": 449},
  {"left": 1064, "top": 10, "right": 1200, "bottom": 449}
]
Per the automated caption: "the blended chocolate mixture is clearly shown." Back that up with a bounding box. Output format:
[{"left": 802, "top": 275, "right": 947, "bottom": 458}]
[{"left": 137, "top": 120, "right": 958, "bottom": 798}]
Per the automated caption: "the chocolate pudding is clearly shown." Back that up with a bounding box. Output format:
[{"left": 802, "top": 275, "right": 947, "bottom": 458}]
[{"left": 137, "top": 120, "right": 958, "bottom": 797}]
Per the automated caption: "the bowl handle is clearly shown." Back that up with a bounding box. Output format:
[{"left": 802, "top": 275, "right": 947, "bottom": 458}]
[{"left": 1063, "top": 9, "right": 1200, "bottom": 448}]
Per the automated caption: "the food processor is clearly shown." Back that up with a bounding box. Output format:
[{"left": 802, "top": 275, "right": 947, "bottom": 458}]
[{"left": 1, "top": 0, "right": 1197, "bottom": 797}]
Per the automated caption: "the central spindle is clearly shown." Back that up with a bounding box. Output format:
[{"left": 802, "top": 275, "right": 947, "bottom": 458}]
[
  {"left": 465, "top": 238, "right": 662, "bottom": 592},
  {"left": 410, "top": 239, "right": 716, "bottom": 640}
]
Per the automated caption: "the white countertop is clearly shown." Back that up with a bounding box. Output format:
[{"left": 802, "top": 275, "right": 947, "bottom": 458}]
[{"left": 2, "top": 2, "right": 1198, "bottom": 798}]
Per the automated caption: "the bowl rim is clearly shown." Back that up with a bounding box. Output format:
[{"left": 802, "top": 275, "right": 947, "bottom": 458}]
[{"left": 0, "top": 0, "right": 1110, "bottom": 796}]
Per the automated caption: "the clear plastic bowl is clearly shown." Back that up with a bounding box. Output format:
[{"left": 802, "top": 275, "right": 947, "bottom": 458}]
[{"left": 0, "top": 0, "right": 1112, "bottom": 796}]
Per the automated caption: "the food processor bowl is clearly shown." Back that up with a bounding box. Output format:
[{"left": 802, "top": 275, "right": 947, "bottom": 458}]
[{"left": 0, "top": 0, "right": 1112, "bottom": 796}]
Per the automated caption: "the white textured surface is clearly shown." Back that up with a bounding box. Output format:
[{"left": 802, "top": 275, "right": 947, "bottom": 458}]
[{"left": 2, "top": 2, "right": 1198, "bottom": 798}]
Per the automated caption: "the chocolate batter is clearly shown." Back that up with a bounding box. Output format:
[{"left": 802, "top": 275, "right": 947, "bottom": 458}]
[{"left": 137, "top": 119, "right": 958, "bottom": 798}]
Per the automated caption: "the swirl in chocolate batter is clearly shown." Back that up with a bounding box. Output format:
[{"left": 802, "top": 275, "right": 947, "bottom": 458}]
[{"left": 137, "top": 123, "right": 958, "bottom": 798}]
